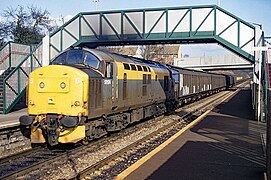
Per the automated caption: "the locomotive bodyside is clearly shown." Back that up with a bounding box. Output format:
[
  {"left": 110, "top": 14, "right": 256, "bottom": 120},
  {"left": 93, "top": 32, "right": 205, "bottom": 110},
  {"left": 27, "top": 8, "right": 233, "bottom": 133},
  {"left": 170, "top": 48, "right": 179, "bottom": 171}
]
[
  {"left": 20, "top": 48, "right": 173, "bottom": 146},
  {"left": 20, "top": 48, "right": 232, "bottom": 146}
]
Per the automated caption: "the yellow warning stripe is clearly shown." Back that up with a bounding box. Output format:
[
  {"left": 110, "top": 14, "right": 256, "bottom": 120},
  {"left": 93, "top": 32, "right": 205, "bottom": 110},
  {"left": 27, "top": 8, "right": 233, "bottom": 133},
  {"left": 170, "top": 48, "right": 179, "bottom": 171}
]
[{"left": 115, "top": 87, "right": 240, "bottom": 180}]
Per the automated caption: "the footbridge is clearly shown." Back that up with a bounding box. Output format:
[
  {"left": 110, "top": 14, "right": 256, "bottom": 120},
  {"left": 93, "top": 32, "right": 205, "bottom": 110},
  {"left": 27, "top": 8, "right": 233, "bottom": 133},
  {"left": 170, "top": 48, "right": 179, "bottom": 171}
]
[
  {"left": 46, "top": 5, "right": 261, "bottom": 63},
  {"left": 0, "top": 5, "right": 266, "bottom": 117}
]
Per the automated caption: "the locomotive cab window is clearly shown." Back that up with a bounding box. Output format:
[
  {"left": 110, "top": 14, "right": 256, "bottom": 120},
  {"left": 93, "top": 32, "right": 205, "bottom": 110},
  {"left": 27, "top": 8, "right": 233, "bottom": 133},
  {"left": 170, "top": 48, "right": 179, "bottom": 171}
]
[
  {"left": 51, "top": 50, "right": 84, "bottom": 65},
  {"left": 130, "top": 64, "right": 136, "bottom": 70},
  {"left": 84, "top": 52, "right": 100, "bottom": 69},
  {"left": 68, "top": 50, "right": 83, "bottom": 64},
  {"left": 106, "top": 62, "right": 113, "bottom": 78},
  {"left": 143, "top": 66, "right": 148, "bottom": 72},
  {"left": 51, "top": 49, "right": 104, "bottom": 72},
  {"left": 137, "top": 65, "right": 143, "bottom": 71},
  {"left": 51, "top": 52, "right": 67, "bottom": 65},
  {"left": 123, "top": 63, "right": 130, "bottom": 70}
]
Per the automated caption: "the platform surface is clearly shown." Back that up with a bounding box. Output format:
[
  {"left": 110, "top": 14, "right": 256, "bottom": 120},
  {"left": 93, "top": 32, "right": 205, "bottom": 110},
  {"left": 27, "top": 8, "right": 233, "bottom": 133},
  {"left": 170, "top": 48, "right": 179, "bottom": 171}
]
[
  {"left": 0, "top": 108, "right": 26, "bottom": 129},
  {"left": 123, "top": 85, "right": 266, "bottom": 180}
]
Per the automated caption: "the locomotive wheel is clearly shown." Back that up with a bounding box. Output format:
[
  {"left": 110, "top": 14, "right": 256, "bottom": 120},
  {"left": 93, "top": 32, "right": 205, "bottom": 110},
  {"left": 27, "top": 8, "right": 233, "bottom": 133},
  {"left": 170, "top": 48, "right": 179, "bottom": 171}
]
[{"left": 81, "top": 137, "right": 89, "bottom": 145}]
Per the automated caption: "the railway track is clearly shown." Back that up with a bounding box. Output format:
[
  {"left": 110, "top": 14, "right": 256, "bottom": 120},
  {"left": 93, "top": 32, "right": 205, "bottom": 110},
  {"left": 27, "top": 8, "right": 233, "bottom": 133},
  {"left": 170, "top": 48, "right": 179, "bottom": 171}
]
[
  {"left": 0, "top": 147, "right": 68, "bottom": 179},
  {"left": 0, "top": 147, "right": 42, "bottom": 165},
  {"left": 0, "top": 125, "right": 31, "bottom": 159},
  {"left": 0, "top": 83, "right": 245, "bottom": 180}
]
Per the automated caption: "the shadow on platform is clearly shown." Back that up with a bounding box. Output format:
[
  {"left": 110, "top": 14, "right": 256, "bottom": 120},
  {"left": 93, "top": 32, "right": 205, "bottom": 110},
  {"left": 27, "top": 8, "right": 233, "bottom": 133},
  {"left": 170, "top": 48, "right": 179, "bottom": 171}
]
[{"left": 148, "top": 88, "right": 266, "bottom": 180}]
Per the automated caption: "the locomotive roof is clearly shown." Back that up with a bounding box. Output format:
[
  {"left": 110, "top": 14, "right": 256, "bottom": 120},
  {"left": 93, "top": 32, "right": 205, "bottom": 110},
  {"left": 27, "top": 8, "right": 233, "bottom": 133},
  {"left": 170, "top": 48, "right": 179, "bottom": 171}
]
[
  {"left": 84, "top": 48, "right": 167, "bottom": 69},
  {"left": 167, "top": 64, "right": 227, "bottom": 77},
  {"left": 87, "top": 49, "right": 225, "bottom": 77},
  {"left": 53, "top": 47, "right": 228, "bottom": 78}
]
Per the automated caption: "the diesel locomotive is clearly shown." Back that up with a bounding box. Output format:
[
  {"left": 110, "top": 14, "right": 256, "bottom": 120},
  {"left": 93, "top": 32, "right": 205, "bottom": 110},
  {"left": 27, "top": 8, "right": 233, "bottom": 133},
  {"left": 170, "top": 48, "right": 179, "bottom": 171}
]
[{"left": 19, "top": 47, "right": 233, "bottom": 146}]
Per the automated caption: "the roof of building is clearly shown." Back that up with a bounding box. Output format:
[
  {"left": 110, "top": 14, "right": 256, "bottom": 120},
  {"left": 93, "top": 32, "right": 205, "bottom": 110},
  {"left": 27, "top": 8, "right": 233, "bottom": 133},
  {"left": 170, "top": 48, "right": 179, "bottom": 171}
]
[
  {"left": 156, "top": 45, "right": 180, "bottom": 55},
  {"left": 99, "top": 45, "right": 181, "bottom": 56},
  {"left": 101, "top": 46, "right": 138, "bottom": 55}
]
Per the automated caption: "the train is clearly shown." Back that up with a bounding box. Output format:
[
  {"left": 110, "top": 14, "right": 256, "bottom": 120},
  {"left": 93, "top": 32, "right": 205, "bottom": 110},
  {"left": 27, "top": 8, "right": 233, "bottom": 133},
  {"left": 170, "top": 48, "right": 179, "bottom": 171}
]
[{"left": 19, "top": 47, "right": 235, "bottom": 146}]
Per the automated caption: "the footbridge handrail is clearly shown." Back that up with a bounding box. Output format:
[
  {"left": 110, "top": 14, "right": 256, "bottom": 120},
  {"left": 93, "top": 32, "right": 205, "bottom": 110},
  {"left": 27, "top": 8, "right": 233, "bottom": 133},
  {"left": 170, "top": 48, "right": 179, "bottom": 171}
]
[
  {"left": 2, "top": 42, "right": 43, "bottom": 113},
  {"left": 0, "top": 42, "right": 32, "bottom": 73}
]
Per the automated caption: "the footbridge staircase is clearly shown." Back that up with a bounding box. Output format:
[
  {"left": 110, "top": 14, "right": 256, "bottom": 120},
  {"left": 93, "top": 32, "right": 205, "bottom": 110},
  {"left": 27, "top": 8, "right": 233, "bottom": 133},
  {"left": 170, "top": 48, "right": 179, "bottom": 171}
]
[
  {"left": 0, "top": 42, "right": 42, "bottom": 113},
  {"left": 0, "top": 5, "right": 266, "bottom": 114}
]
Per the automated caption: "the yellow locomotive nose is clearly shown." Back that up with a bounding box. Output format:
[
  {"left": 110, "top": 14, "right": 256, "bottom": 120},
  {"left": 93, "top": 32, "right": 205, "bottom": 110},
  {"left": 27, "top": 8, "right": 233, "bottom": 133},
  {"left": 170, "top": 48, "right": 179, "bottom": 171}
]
[
  {"left": 27, "top": 65, "right": 89, "bottom": 116},
  {"left": 26, "top": 65, "right": 89, "bottom": 145}
]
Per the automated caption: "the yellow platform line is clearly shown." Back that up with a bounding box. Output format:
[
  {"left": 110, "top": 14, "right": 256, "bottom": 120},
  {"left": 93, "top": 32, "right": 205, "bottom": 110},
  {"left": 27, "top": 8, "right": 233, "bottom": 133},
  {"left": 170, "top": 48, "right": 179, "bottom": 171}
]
[{"left": 115, "top": 88, "right": 240, "bottom": 180}]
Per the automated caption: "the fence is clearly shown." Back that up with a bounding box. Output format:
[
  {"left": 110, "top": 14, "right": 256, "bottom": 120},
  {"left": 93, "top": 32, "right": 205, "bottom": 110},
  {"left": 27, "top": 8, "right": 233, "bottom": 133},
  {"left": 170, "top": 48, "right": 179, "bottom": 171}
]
[{"left": 2, "top": 42, "right": 43, "bottom": 113}]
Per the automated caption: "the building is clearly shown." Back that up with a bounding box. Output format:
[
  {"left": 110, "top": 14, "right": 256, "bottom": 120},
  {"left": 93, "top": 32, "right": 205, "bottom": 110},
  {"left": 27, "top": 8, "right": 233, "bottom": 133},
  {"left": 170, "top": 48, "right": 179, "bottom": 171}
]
[
  {"left": 149, "top": 45, "right": 182, "bottom": 64},
  {"left": 99, "top": 44, "right": 182, "bottom": 64},
  {"left": 173, "top": 54, "right": 253, "bottom": 70}
]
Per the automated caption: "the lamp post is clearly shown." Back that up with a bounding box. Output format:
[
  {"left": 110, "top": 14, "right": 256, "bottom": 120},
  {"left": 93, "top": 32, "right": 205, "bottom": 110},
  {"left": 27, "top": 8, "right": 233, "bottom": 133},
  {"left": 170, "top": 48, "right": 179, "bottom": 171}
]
[
  {"left": 251, "top": 23, "right": 264, "bottom": 122},
  {"left": 93, "top": 0, "right": 99, "bottom": 10}
]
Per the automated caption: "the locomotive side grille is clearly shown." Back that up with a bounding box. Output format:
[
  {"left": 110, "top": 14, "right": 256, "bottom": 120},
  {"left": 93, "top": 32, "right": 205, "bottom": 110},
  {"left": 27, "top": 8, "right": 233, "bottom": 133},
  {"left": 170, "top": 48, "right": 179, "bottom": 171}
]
[
  {"left": 123, "top": 82, "right": 127, "bottom": 100},
  {"left": 123, "top": 73, "right": 127, "bottom": 100},
  {"left": 89, "top": 80, "right": 95, "bottom": 108},
  {"left": 164, "top": 76, "right": 169, "bottom": 91},
  {"left": 142, "top": 85, "right": 147, "bottom": 96},
  {"left": 96, "top": 79, "right": 102, "bottom": 108},
  {"left": 89, "top": 79, "right": 102, "bottom": 108}
]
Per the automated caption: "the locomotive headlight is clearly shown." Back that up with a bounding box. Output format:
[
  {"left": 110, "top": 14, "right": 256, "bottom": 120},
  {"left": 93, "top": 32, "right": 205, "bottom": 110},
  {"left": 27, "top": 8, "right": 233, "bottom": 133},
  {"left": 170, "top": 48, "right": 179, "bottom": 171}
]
[
  {"left": 39, "top": 82, "right": 45, "bottom": 88},
  {"left": 60, "top": 82, "right": 66, "bottom": 89}
]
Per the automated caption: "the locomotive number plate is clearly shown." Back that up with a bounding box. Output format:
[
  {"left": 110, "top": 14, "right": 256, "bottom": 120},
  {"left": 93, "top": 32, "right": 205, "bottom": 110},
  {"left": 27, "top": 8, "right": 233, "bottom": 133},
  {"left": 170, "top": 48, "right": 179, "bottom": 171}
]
[{"left": 104, "top": 79, "right": 111, "bottom": 85}]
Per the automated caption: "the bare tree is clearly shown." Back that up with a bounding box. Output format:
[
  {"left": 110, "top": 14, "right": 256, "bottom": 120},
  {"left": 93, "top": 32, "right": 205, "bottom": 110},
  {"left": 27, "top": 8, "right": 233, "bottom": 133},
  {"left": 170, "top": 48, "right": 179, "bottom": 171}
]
[
  {"left": 0, "top": 23, "right": 6, "bottom": 47},
  {"left": 141, "top": 45, "right": 164, "bottom": 60},
  {"left": 0, "top": 5, "right": 57, "bottom": 44}
]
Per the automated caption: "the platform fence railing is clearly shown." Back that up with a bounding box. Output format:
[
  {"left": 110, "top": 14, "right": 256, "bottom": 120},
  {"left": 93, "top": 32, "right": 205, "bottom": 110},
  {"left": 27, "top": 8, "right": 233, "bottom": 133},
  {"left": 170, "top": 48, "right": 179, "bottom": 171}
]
[
  {"left": 0, "top": 42, "right": 32, "bottom": 73},
  {"left": 3, "top": 42, "right": 43, "bottom": 114}
]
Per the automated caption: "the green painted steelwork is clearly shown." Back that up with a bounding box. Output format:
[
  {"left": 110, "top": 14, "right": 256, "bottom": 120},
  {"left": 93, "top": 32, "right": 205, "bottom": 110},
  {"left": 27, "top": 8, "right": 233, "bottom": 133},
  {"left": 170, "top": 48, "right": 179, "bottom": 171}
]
[
  {"left": 2, "top": 43, "right": 42, "bottom": 114},
  {"left": 193, "top": 8, "right": 213, "bottom": 36},
  {"left": 0, "top": 41, "right": 35, "bottom": 113},
  {"left": 263, "top": 33, "right": 268, "bottom": 122},
  {"left": 48, "top": 5, "right": 257, "bottom": 63},
  {"left": 0, "top": 42, "right": 32, "bottom": 70},
  {"left": 8, "top": 43, "right": 11, "bottom": 67}
]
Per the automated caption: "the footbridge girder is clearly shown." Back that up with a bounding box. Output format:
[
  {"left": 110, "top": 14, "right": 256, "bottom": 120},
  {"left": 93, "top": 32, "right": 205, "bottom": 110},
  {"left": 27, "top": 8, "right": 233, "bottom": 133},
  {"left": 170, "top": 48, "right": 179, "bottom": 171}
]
[{"left": 47, "top": 5, "right": 262, "bottom": 64}]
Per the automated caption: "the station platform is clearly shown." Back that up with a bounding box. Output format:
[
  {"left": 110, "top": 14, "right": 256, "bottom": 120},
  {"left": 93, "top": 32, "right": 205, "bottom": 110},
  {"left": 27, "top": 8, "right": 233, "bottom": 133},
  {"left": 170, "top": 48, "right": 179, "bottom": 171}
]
[
  {"left": 118, "top": 85, "right": 266, "bottom": 180},
  {"left": 0, "top": 108, "right": 26, "bottom": 129}
]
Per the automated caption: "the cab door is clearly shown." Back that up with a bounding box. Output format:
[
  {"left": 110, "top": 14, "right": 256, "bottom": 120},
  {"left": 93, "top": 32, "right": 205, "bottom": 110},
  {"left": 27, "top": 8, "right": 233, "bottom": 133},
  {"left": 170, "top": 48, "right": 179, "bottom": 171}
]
[
  {"left": 101, "top": 61, "right": 113, "bottom": 114},
  {"left": 111, "top": 62, "right": 118, "bottom": 109}
]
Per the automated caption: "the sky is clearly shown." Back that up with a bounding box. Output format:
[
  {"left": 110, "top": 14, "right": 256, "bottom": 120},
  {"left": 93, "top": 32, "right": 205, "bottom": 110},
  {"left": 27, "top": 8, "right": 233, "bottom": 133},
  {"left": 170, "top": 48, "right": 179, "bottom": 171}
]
[{"left": 0, "top": 0, "right": 270, "bottom": 57}]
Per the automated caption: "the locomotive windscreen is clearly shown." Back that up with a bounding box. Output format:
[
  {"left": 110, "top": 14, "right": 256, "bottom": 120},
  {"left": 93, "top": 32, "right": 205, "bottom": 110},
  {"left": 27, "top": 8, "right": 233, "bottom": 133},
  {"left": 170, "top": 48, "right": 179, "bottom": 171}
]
[{"left": 51, "top": 49, "right": 101, "bottom": 70}]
